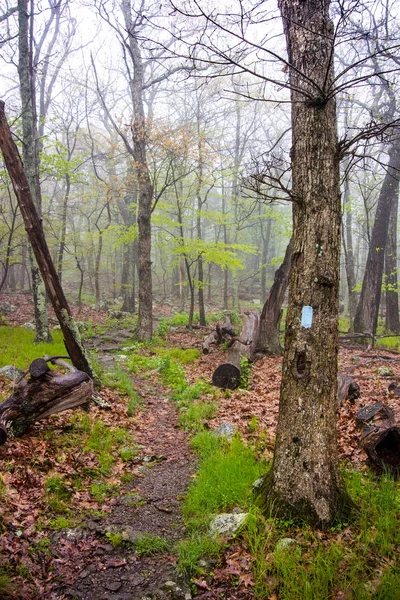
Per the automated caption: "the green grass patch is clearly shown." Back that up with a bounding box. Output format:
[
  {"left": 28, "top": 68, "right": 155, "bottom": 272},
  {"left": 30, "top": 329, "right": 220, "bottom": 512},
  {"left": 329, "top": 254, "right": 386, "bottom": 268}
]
[
  {"left": 134, "top": 534, "right": 169, "bottom": 556},
  {"left": 244, "top": 470, "right": 400, "bottom": 599},
  {"left": 179, "top": 401, "right": 217, "bottom": 431},
  {"left": 184, "top": 433, "right": 265, "bottom": 529},
  {"left": 90, "top": 481, "right": 119, "bottom": 502},
  {"left": 0, "top": 327, "right": 66, "bottom": 369},
  {"left": 176, "top": 534, "right": 223, "bottom": 578},
  {"left": 102, "top": 368, "right": 141, "bottom": 409},
  {"left": 0, "top": 571, "right": 13, "bottom": 598},
  {"left": 84, "top": 421, "right": 132, "bottom": 475}
]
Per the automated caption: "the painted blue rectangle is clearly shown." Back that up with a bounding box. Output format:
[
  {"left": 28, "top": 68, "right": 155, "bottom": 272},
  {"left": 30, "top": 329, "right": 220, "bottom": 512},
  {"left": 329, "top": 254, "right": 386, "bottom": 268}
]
[{"left": 301, "top": 305, "right": 313, "bottom": 328}]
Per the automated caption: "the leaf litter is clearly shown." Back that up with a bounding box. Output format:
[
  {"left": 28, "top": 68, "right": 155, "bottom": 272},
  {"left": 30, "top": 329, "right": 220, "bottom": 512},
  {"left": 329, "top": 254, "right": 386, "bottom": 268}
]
[{"left": 0, "top": 316, "right": 399, "bottom": 598}]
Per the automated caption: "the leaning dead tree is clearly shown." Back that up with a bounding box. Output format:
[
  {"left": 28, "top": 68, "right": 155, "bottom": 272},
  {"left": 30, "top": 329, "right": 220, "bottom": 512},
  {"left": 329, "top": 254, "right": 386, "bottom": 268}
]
[
  {"left": 0, "top": 101, "right": 95, "bottom": 380},
  {"left": 212, "top": 311, "right": 260, "bottom": 390},
  {"left": 0, "top": 357, "right": 93, "bottom": 445},
  {"left": 256, "top": 238, "right": 293, "bottom": 355},
  {"left": 356, "top": 402, "right": 400, "bottom": 472}
]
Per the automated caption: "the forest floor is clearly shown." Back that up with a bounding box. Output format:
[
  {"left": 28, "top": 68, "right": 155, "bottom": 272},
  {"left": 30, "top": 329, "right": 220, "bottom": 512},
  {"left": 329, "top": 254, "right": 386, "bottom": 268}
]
[{"left": 0, "top": 294, "right": 400, "bottom": 599}]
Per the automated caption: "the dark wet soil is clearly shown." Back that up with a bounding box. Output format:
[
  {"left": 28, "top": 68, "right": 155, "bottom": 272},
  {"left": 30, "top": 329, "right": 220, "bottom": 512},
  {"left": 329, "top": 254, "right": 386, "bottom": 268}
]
[{"left": 49, "top": 342, "right": 195, "bottom": 600}]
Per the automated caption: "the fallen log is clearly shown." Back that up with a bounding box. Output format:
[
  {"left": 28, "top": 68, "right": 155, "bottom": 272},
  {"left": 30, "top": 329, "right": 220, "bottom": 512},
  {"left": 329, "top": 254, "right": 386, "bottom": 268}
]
[
  {"left": 356, "top": 402, "right": 400, "bottom": 472},
  {"left": 212, "top": 311, "right": 260, "bottom": 389},
  {"left": 337, "top": 373, "right": 361, "bottom": 407},
  {"left": 0, "top": 357, "right": 93, "bottom": 445},
  {"left": 202, "top": 313, "right": 236, "bottom": 354}
]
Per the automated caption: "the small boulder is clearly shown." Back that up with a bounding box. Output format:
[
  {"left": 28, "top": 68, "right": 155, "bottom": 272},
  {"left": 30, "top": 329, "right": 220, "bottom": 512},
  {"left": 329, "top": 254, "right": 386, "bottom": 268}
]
[
  {"left": 0, "top": 365, "right": 25, "bottom": 381},
  {"left": 213, "top": 422, "right": 236, "bottom": 440},
  {"left": 275, "top": 537, "right": 297, "bottom": 552},
  {"left": 210, "top": 512, "right": 248, "bottom": 537}
]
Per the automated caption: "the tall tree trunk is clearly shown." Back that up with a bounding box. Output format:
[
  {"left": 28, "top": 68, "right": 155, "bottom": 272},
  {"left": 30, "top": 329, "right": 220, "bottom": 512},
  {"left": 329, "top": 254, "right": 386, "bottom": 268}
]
[
  {"left": 259, "top": 0, "right": 352, "bottom": 528},
  {"left": 257, "top": 238, "right": 292, "bottom": 355},
  {"left": 0, "top": 101, "right": 96, "bottom": 381},
  {"left": 196, "top": 144, "right": 206, "bottom": 326},
  {"left": 57, "top": 174, "right": 70, "bottom": 283},
  {"left": 385, "top": 183, "right": 400, "bottom": 332},
  {"left": 341, "top": 171, "right": 357, "bottom": 330},
  {"left": 122, "top": 0, "right": 153, "bottom": 341},
  {"left": 354, "top": 143, "right": 400, "bottom": 335},
  {"left": 260, "top": 217, "right": 272, "bottom": 303},
  {"left": 18, "top": 0, "right": 52, "bottom": 342}
]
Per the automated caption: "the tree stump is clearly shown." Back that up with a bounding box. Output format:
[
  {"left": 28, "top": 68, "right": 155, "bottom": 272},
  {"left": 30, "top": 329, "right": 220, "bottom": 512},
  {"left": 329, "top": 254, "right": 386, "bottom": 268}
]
[
  {"left": 356, "top": 402, "right": 400, "bottom": 472},
  {"left": 0, "top": 358, "right": 93, "bottom": 445},
  {"left": 337, "top": 373, "right": 361, "bottom": 407},
  {"left": 212, "top": 311, "right": 260, "bottom": 389}
]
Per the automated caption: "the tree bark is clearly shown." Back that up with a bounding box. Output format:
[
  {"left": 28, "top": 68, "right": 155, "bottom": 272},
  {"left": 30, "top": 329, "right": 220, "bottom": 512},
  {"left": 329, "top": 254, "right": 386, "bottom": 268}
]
[
  {"left": 0, "top": 100, "right": 96, "bottom": 381},
  {"left": 385, "top": 184, "right": 400, "bottom": 332},
  {"left": 354, "top": 143, "right": 400, "bottom": 336},
  {"left": 257, "top": 238, "right": 292, "bottom": 355},
  {"left": 259, "top": 0, "right": 352, "bottom": 528}
]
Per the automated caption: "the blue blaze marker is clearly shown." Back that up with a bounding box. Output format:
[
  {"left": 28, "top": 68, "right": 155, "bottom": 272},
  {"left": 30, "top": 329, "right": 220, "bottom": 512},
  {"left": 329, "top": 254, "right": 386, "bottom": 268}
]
[{"left": 301, "top": 306, "right": 313, "bottom": 328}]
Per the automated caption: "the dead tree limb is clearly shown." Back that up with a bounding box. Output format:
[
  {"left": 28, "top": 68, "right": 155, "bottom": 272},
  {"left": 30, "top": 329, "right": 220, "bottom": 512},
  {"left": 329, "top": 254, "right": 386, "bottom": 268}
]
[
  {"left": 212, "top": 311, "right": 260, "bottom": 389},
  {"left": 356, "top": 402, "right": 400, "bottom": 472},
  {"left": 0, "top": 360, "right": 93, "bottom": 445},
  {"left": 202, "top": 313, "right": 236, "bottom": 354}
]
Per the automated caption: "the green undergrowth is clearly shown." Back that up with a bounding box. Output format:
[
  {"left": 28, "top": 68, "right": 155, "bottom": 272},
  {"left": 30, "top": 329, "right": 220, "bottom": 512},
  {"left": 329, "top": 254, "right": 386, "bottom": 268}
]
[
  {"left": 37, "top": 412, "right": 136, "bottom": 523},
  {"left": 105, "top": 531, "right": 168, "bottom": 556},
  {"left": 0, "top": 326, "right": 66, "bottom": 369},
  {"left": 156, "top": 310, "right": 242, "bottom": 338},
  {"left": 0, "top": 570, "right": 13, "bottom": 598},
  {"left": 244, "top": 469, "right": 400, "bottom": 599},
  {"left": 126, "top": 344, "right": 217, "bottom": 432},
  {"left": 102, "top": 367, "right": 142, "bottom": 413},
  {"left": 176, "top": 431, "right": 266, "bottom": 577}
]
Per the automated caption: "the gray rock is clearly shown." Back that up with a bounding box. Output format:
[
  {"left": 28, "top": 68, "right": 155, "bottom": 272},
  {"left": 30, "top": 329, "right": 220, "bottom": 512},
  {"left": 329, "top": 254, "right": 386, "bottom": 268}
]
[
  {"left": 213, "top": 422, "right": 236, "bottom": 440},
  {"left": 104, "top": 524, "right": 141, "bottom": 544},
  {"left": 210, "top": 512, "right": 248, "bottom": 537},
  {"left": 252, "top": 476, "right": 265, "bottom": 492},
  {"left": 0, "top": 302, "right": 15, "bottom": 314},
  {"left": 0, "top": 365, "right": 25, "bottom": 381},
  {"left": 23, "top": 322, "right": 35, "bottom": 330},
  {"left": 115, "top": 354, "right": 128, "bottom": 362},
  {"left": 104, "top": 581, "right": 122, "bottom": 592},
  {"left": 162, "top": 580, "right": 192, "bottom": 599},
  {"left": 275, "top": 537, "right": 297, "bottom": 552}
]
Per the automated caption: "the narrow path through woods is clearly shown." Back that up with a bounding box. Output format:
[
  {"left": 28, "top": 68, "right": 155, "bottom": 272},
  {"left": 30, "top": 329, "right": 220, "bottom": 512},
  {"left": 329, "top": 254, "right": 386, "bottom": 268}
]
[{"left": 50, "top": 343, "right": 195, "bottom": 600}]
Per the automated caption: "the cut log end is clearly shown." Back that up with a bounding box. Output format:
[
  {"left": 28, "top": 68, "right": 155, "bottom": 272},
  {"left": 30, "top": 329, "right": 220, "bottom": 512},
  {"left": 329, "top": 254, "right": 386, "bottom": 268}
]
[
  {"left": 212, "top": 363, "right": 241, "bottom": 390},
  {"left": 0, "top": 424, "right": 7, "bottom": 445}
]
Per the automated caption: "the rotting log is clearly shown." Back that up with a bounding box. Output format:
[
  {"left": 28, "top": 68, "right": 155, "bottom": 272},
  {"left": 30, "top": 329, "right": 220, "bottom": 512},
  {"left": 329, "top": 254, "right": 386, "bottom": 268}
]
[
  {"left": 356, "top": 402, "right": 400, "bottom": 472},
  {"left": 212, "top": 311, "right": 260, "bottom": 389},
  {"left": 202, "top": 313, "right": 236, "bottom": 354},
  {"left": 0, "top": 358, "right": 93, "bottom": 445},
  {"left": 337, "top": 373, "right": 361, "bottom": 407}
]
